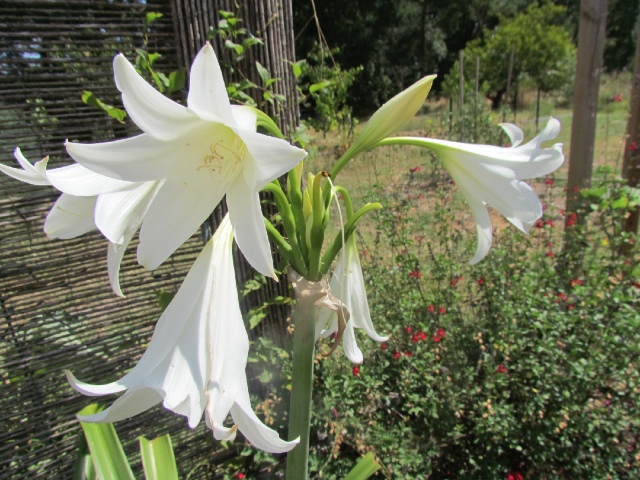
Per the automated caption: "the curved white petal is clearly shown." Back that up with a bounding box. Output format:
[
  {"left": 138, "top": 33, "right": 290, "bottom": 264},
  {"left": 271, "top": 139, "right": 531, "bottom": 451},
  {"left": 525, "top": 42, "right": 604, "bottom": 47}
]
[
  {"left": 231, "top": 105, "right": 258, "bottom": 131},
  {"left": 65, "top": 134, "right": 178, "bottom": 182},
  {"left": 44, "top": 194, "right": 96, "bottom": 239},
  {"left": 187, "top": 43, "right": 234, "bottom": 125},
  {"left": 113, "top": 54, "right": 199, "bottom": 140},
  {"left": 230, "top": 376, "right": 299, "bottom": 453},
  {"left": 347, "top": 243, "right": 389, "bottom": 342},
  {"left": 0, "top": 149, "right": 50, "bottom": 185},
  {"left": 47, "top": 163, "right": 135, "bottom": 196},
  {"left": 500, "top": 123, "right": 524, "bottom": 147},
  {"left": 226, "top": 175, "right": 275, "bottom": 278},
  {"left": 77, "top": 387, "right": 164, "bottom": 423},
  {"left": 95, "top": 181, "right": 160, "bottom": 244},
  {"left": 341, "top": 319, "right": 364, "bottom": 364},
  {"left": 66, "top": 370, "right": 127, "bottom": 396},
  {"left": 137, "top": 164, "right": 238, "bottom": 270},
  {"left": 107, "top": 239, "right": 130, "bottom": 297},
  {"left": 236, "top": 128, "right": 307, "bottom": 190}
]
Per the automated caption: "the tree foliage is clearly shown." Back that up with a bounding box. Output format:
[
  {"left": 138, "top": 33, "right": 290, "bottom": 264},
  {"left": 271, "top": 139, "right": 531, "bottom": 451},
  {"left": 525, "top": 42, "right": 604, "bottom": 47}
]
[{"left": 442, "top": 2, "right": 576, "bottom": 108}]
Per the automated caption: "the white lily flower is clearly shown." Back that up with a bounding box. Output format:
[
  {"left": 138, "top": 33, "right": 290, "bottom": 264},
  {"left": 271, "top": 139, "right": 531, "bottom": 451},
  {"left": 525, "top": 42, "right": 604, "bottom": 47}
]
[
  {"left": 0, "top": 148, "right": 160, "bottom": 296},
  {"left": 387, "top": 118, "right": 564, "bottom": 263},
  {"left": 317, "top": 236, "right": 389, "bottom": 364},
  {"left": 65, "top": 43, "right": 307, "bottom": 279},
  {"left": 66, "top": 214, "right": 298, "bottom": 453}
]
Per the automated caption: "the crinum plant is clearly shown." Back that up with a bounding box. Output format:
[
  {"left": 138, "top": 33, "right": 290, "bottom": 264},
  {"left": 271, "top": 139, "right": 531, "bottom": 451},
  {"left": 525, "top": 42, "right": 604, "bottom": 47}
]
[{"left": 0, "top": 43, "right": 564, "bottom": 479}]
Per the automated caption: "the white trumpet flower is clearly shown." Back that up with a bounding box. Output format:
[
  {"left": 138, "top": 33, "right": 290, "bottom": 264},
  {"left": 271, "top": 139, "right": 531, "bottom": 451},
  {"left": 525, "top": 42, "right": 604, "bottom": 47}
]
[
  {"left": 316, "top": 236, "right": 389, "bottom": 363},
  {"left": 381, "top": 118, "right": 564, "bottom": 263},
  {"left": 0, "top": 148, "right": 159, "bottom": 296},
  {"left": 66, "top": 215, "right": 298, "bottom": 454},
  {"left": 66, "top": 43, "right": 306, "bottom": 279}
]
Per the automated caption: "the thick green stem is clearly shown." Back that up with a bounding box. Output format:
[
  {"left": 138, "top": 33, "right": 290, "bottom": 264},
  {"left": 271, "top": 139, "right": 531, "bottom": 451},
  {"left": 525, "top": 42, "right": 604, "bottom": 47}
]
[{"left": 286, "top": 292, "right": 317, "bottom": 480}]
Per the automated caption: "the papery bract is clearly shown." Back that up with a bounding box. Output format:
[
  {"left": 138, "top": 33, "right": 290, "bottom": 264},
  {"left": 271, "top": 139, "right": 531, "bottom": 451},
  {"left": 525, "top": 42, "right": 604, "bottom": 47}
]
[
  {"left": 66, "top": 214, "right": 298, "bottom": 453},
  {"left": 65, "top": 43, "right": 306, "bottom": 279}
]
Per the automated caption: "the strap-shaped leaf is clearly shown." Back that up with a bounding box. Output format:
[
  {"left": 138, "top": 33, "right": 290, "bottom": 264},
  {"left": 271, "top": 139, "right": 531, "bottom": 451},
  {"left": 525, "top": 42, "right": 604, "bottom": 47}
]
[
  {"left": 343, "top": 452, "right": 381, "bottom": 480},
  {"left": 139, "top": 434, "right": 179, "bottom": 480}
]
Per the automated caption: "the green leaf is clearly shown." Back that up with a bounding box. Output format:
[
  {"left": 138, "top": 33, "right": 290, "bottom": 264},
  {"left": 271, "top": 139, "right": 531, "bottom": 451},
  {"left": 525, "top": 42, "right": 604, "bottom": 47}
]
[
  {"left": 309, "top": 80, "right": 333, "bottom": 93},
  {"left": 139, "top": 435, "right": 179, "bottom": 480},
  {"left": 145, "top": 12, "right": 163, "bottom": 26},
  {"left": 289, "top": 61, "right": 302, "bottom": 79},
  {"left": 256, "top": 61, "right": 270, "bottom": 85},
  {"left": 78, "top": 404, "right": 134, "bottom": 480},
  {"left": 343, "top": 452, "right": 381, "bottom": 480},
  {"left": 81, "top": 91, "right": 127, "bottom": 123},
  {"left": 148, "top": 52, "right": 161, "bottom": 66},
  {"left": 155, "top": 290, "right": 174, "bottom": 312},
  {"left": 167, "top": 69, "right": 186, "bottom": 94},
  {"left": 73, "top": 432, "right": 96, "bottom": 480}
]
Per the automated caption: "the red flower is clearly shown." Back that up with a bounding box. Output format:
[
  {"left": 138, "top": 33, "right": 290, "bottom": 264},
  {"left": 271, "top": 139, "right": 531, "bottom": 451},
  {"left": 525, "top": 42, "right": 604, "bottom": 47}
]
[
  {"left": 236, "top": 474, "right": 246, "bottom": 480},
  {"left": 544, "top": 220, "right": 554, "bottom": 228},
  {"left": 535, "top": 219, "right": 544, "bottom": 229},
  {"left": 352, "top": 366, "right": 360, "bottom": 376},
  {"left": 404, "top": 350, "right": 413, "bottom": 358},
  {"left": 506, "top": 471, "right": 523, "bottom": 480},
  {"left": 381, "top": 342, "right": 388, "bottom": 350},
  {"left": 393, "top": 351, "right": 401, "bottom": 360},
  {"left": 567, "top": 304, "right": 575, "bottom": 311},
  {"left": 418, "top": 193, "right": 425, "bottom": 199},
  {"left": 612, "top": 93, "right": 623, "bottom": 102},
  {"left": 545, "top": 251, "right": 555, "bottom": 258},
  {"left": 419, "top": 331, "right": 427, "bottom": 341},
  {"left": 566, "top": 212, "right": 578, "bottom": 227},
  {"left": 545, "top": 177, "right": 554, "bottom": 186},
  {"left": 412, "top": 334, "right": 420, "bottom": 343},
  {"left": 570, "top": 278, "right": 583, "bottom": 288},
  {"left": 409, "top": 269, "right": 422, "bottom": 279},
  {"left": 450, "top": 275, "right": 462, "bottom": 287},
  {"left": 477, "top": 277, "right": 485, "bottom": 286},
  {"left": 427, "top": 305, "right": 435, "bottom": 313},
  {"left": 404, "top": 326, "right": 413, "bottom": 334},
  {"left": 557, "top": 292, "right": 568, "bottom": 302},
  {"left": 629, "top": 141, "right": 638, "bottom": 153},
  {"left": 496, "top": 364, "right": 508, "bottom": 374},
  {"left": 437, "top": 328, "right": 446, "bottom": 338},
  {"left": 410, "top": 166, "right": 421, "bottom": 173},
  {"left": 432, "top": 334, "right": 442, "bottom": 343},
  {"left": 438, "top": 307, "right": 447, "bottom": 315}
]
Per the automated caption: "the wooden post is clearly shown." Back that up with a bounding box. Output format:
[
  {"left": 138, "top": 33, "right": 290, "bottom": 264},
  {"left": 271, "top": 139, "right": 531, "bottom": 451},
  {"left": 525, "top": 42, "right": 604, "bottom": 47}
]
[
  {"left": 621, "top": 13, "right": 640, "bottom": 248},
  {"left": 565, "top": 0, "right": 608, "bottom": 220},
  {"left": 459, "top": 50, "right": 464, "bottom": 108},
  {"left": 563, "top": 0, "right": 608, "bottom": 266},
  {"left": 474, "top": 56, "right": 480, "bottom": 96}
]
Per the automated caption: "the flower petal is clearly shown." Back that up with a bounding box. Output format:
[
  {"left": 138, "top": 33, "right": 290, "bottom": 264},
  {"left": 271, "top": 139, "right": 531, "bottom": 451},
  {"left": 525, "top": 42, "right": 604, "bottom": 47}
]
[
  {"left": 47, "top": 164, "right": 135, "bottom": 196},
  {"left": 347, "top": 241, "right": 389, "bottom": 342},
  {"left": 65, "top": 134, "right": 178, "bottom": 182},
  {"left": 76, "top": 387, "right": 164, "bottom": 423},
  {"left": 113, "top": 54, "right": 199, "bottom": 139},
  {"left": 44, "top": 194, "right": 96, "bottom": 239},
  {"left": 500, "top": 123, "right": 524, "bottom": 147},
  {"left": 236, "top": 128, "right": 307, "bottom": 190},
  {"left": 0, "top": 148, "right": 50, "bottom": 185},
  {"left": 187, "top": 43, "right": 235, "bottom": 125},
  {"left": 137, "top": 167, "right": 236, "bottom": 270},
  {"left": 230, "top": 376, "right": 299, "bottom": 453},
  {"left": 231, "top": 105, "right": 258, "bottom": 131},
  {"left": 226, "top": 175, "right": 275, "bottom": 278},
  {"left": 95, "top": 181, "right": 160, "bottom": 244}
]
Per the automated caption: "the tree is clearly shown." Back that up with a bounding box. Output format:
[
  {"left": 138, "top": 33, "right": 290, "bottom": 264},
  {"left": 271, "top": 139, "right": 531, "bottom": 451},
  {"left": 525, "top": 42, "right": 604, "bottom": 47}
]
[{"left": 442, "top": 2, "right": 576, "bottom": 109}]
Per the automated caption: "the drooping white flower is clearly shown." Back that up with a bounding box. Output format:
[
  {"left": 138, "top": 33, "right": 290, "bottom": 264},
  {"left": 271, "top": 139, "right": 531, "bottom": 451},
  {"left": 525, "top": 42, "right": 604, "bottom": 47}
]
[
  {"left": 65, "top": 43, "right": 306, "bottom": 279},
  {"left": 0, "top": 148, "right": 160, "bottom": 296},
  {"left": 66, "top": 214, "right": 298, "bottom": 453},
  {"left": 316, "top": 235, "right": 388, "bottom": 363},
  {"left": 382, "top": 118, "right": 564, "bottom": 263}
]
